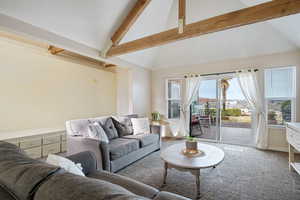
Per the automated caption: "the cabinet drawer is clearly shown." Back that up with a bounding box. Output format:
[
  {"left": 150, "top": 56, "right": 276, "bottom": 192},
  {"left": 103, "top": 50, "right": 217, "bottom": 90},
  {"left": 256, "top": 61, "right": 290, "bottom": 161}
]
[
  {"left": 287, "top": 127, "right": 300, "bottom": 151},
  {"left": 61, "top": 141, "right": 67, "bottom": 152},
  {"left": 61, "top": 134, "right": 67, "bottom": 141},
  {"left": 4, "top": 139, "right": 19, "bottom": 146},
  {"left": 20, "top": 137, "right": 42, "bottom": 149},
  {"left": 24, "top": 147, "right": 42, "bottom": 159},
  {"left": 42, "top": 143, "right": 60, "bottom": 157},
  {"left": 43, "top": 134, "right": 61, "bottom": 145}
]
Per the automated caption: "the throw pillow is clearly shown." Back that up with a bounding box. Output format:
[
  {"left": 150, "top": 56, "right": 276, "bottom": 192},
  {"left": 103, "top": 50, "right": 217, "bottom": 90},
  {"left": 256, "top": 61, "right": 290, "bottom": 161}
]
[
  {"left": 112, "top": 117, "right": 133, "bottom": 137},
  {"left": 102, "top": 117, "right": 119, "bottom": 140},
  {"left": 88, "top": 122, "right": 109, "bottom": 143},
  {"left": 131, "top": 118, "right": 150, "bottom": 135},
  {"left": 46, "top": 154, "right": 85, "bottom": 176}
]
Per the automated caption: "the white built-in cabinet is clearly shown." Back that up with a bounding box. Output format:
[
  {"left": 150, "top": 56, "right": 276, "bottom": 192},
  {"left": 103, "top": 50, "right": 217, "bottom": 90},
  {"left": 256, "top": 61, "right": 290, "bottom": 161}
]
[
  {"left": 1, "top": 128, "right": 66, "bottom": 159},
  {"left": 286, "top": 123, "right": 300, "bottom": 174}
]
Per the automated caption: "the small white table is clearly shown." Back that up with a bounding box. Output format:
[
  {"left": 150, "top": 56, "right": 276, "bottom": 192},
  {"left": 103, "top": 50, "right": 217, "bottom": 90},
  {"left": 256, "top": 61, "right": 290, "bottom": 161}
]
[{"left": 160, "top": 143, "right": 225, "bottom": 199}]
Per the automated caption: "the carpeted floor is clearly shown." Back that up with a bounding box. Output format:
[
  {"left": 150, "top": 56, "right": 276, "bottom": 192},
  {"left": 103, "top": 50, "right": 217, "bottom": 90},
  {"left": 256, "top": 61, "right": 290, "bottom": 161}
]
[{"left": 118, "top": 140, "right": 300, "bottom": 200}]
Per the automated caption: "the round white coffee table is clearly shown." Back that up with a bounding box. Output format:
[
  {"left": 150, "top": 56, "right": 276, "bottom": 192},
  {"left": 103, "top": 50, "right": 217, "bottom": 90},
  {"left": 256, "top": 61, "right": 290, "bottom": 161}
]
[{"left": 160, "top": 143, "right": 225, "bottom": 199}]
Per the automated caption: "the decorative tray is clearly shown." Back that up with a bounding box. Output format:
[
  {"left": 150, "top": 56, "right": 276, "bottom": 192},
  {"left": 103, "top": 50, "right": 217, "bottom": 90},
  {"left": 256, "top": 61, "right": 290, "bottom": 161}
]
[{"left": 181, "top": 148, "right": 204, "bottom": 157}]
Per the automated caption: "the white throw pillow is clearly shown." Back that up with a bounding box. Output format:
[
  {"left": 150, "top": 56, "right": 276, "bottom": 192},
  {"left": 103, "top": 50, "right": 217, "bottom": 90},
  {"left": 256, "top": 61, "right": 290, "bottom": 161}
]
[
  {"left": 88, "top": 122, "right": 109, "bottom": 143},
  {"left": 131, "top": 118, "right": 150, "bottom": 135},
  {"left": 46, "top": 154, "right": 85, "bottom": 176}
]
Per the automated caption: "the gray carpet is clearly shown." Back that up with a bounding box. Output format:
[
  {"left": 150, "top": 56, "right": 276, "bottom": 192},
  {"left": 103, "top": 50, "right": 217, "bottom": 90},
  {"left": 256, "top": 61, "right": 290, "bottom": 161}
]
[{"left": 118, "top": 140, "right": 300, "bottom": 200}]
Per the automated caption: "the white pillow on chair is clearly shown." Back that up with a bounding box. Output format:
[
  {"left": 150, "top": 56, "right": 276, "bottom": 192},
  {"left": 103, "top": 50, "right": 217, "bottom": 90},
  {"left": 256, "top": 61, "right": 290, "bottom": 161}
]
[
  {"left": 46, "top": 154, "right": 85, "bottom": 176},
  {"left": 131, "top": 118, "right": 150, "bottom": 135}
]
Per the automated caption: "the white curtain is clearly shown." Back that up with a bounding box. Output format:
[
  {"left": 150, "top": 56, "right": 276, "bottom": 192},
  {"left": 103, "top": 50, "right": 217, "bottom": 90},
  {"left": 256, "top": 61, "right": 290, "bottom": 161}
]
[
  {"left": 178, "top": 76, "right": 202, "bottom": 137},
  {"left": 237, "top": 70, "right": 268, "bottom": 149}
]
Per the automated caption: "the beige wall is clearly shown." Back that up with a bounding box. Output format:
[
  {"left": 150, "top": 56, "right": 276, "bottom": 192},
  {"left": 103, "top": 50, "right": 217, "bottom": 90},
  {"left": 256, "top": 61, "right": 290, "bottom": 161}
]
[
  {"left": 132, "top": 68, "right": 151, "bottom": 117},
  {"left": 152, "top": 50, "right": 300, "bottom": 151},
  {"left": 116, "top": 68, "right": 132, "bottom": 115},
  {"left": 116, "top": 67, "right": 152, "bottom": 117},
  {"left": 0, "top": 37, "right": 116, "bottom": 132}
]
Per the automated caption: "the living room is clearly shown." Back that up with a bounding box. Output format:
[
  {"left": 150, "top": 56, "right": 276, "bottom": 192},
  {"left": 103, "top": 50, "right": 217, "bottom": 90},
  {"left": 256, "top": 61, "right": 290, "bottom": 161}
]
[{"left": 1, "top": 0, "right": 300, "bottom": 200}]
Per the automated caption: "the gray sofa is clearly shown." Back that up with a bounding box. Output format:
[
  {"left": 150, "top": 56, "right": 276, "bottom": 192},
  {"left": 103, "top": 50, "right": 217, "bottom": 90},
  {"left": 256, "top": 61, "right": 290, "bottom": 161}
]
[
  {"left": 0, "top": 141, "right": 190, "bottom": 200},
  {"left": 66, "top": 115, "right": 161, "bottom": 172}
]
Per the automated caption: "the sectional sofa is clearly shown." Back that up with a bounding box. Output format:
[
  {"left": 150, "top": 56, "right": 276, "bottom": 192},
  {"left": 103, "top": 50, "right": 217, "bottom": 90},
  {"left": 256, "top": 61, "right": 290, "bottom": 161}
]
[
  {"left": 66, "top": 115, "right": 161, "bottom": 172},
  {"left": 0, "top": 141, "right": 190, "bottom": 200}
]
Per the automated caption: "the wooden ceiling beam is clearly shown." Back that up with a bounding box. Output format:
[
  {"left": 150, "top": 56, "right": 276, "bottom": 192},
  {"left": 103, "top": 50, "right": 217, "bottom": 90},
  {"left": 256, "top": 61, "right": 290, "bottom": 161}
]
[
  {"left": 48, "top": 45, "right": 117, "bottom": 68},
  {"left": 48, "top": 45, "right": 64, "bottom": 55},
  {"left": 104, "top": 63, "right": 117, "bottom": 68},
  {"left": 111, "top": 0, "right": 152, "bottom": 46},
  {"left": 107, "top": 0, "right": 300, "bottom": 57},
  {"left": 178, "top": 0, "right": 186, "bottom": 34}
]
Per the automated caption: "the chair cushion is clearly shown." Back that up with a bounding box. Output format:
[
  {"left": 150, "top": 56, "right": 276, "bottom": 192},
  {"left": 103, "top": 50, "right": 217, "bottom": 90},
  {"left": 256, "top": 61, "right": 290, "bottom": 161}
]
[
  {"left": 108, "top": 138, "right": 139, "bottom": 160},
  {"left": 102, "top": 118, "right": 119, "bottom": 140},
  {"left": 123, "top": 134, "right": 159, "bottom": 147},
  {"left": 88, "top": 170, "right": 159, "bottom": 199}
]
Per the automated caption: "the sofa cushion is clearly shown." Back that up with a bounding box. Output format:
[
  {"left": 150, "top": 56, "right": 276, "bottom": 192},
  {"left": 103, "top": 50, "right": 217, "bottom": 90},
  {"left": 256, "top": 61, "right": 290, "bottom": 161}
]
[
  {"left": 88, "top": 170, "right": 159, "bottom": 199},
  {"left": 108, "top": 138, "right": 139, "bottom": 160},
  {"left": 0, "top": 184, "right": 17, "bottom": 200},
  {"left": 112, "top": 117, "right": 133, "bottom": 137},
  {"left": 102, "top": 118, "right": 119, "bottom": 140},
  {"left": 123, "top": 134, "right": 159, "bottom": 147},
  {"left": 0, "top": 142, "right": 60, "bottom": 200},
  {"left": 34, "top": 172, "right": 149, "bottom": 200}
]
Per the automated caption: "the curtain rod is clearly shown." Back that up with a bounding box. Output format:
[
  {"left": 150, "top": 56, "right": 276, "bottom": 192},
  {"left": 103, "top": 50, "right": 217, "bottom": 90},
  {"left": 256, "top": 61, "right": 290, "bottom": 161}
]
[{"left": 184, "top": 69, "right": 259, "bottom": 78}]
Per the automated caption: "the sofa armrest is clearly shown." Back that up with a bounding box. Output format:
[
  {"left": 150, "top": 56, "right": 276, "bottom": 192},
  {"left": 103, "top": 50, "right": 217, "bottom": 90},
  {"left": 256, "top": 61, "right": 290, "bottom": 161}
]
[
  {"left": 150, "top": 125, "right": 161, "bottom": 135},
  {"left": 150, "top": 124, "right": 161, "bottom": 147},
  {"left": 99, "top": 141, "right": 111, "bottom": 171},
  {"left": 67, "top": 136, "right": 103, "bottom": 170},
  {"left": 66, "top": 151, "right": 97, "bottom": 175},
  {"left": 88, "top": 170, "right": 159, "bottom": 199}
]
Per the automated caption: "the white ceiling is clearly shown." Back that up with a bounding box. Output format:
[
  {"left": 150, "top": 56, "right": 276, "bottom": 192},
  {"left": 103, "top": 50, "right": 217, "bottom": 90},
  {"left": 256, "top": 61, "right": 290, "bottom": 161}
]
[{"left": 0, "top": 0, "right": 299, "bottom": 69}]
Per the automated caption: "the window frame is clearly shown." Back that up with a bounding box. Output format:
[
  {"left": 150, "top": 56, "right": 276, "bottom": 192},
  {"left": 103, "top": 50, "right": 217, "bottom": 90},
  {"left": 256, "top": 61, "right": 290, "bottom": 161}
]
[
  {"left": 264, "top": 66, "right": 296, "bottom": 128},
  {"left": 166, "top": 78, "right": 183, "bottom": 119}
]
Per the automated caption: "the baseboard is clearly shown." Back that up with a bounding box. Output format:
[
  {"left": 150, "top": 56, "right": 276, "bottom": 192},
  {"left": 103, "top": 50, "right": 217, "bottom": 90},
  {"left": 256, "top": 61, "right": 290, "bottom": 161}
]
[{"left": 268, "top": 146, "right": 288, "bottom": 152}]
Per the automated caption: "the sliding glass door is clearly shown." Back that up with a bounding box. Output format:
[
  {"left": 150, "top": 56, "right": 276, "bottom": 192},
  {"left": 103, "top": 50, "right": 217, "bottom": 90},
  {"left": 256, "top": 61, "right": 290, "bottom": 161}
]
[
  {"left": 190, "top": 78, "right": 220, "bottom": 141},
  {"left": 190, "top": 75, "right": 255, "bottom": 146},
  {"left": 219, "top": 77, "right": 254, "bottom": 146}
]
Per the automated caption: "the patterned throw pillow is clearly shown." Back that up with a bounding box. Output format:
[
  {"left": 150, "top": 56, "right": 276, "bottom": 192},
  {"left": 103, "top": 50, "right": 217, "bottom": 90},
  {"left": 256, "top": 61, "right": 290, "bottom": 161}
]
[
  {"left": 112, "top": 117, "right": 133, "bottom": 137},
  {"left": 102, "top": 118, "right": 119, "bottom": 140},
  {"left": 88, "top": 122, "right": 109, "bottom": 143}
]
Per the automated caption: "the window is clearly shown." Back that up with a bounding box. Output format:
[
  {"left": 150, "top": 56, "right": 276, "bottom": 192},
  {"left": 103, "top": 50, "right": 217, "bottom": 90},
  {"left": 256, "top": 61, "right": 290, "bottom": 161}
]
[
  {"left": 265, "top": 67, "right": 296, "bottom": 126},
  {"left": 166, "top": 79, "right": 182, "bottom": 119}
]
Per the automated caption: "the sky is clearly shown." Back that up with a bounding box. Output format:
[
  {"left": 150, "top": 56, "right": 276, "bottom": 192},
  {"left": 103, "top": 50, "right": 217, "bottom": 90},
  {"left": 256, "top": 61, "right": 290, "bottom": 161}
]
[{"left": 199, "top": 78, "right": 245, "bottom": 100}]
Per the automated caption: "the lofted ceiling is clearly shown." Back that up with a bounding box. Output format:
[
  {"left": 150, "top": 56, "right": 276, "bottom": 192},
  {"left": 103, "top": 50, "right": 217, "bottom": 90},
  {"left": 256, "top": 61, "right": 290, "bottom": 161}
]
[{"left": 0, "top": 0, "right": 299, "bottom": 69}]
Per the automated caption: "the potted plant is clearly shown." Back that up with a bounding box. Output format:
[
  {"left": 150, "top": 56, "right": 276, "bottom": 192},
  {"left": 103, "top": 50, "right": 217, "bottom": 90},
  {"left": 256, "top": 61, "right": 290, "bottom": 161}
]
[
  {"left": 151, "top": 112, "right": 161, "bottom": 122},
  {"left": 185, "top": 136, "right": 198, "bottom": 153}
]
